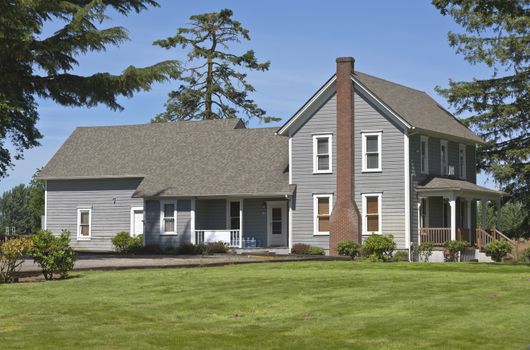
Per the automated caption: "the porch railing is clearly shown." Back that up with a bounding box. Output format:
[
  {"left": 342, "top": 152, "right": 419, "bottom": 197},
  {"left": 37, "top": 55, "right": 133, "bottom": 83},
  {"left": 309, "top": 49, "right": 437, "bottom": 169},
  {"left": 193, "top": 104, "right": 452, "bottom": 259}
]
[
  {"left": 419, "top": 227, "right": 451, "bottom": 246},
  {"left": 476, "top": 227, "right": 515, "bottom": 250},
  {"left": 194, "top": 230, "right": 242, "bottom": 248}
]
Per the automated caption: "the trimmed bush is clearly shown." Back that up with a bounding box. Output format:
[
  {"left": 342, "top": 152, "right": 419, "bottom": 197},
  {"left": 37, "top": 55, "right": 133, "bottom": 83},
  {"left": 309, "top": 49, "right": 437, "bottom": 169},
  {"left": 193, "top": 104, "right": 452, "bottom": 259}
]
[
  {"left": 141, "top": 244, "right": 163, "bottom": 254},
  {"left": 206, "top": 241, "right": 229, "bottom": 254},
  {"left": 111, "top": 232, "right": 143, "bottom": 254},
  {"left": 177, "top": 243, "right": 198, "bottom": 255},
  {"left": 485, "top": 240, "right": 513, "bottom": 262},
  {"left": 291, "top": 243, "right": 311, "bottom": 255},
  {"left": 393, "top": 251, "right": 409, "bottom": 262},
  {"left": 417, "top": 241, "right": 435, "bottom": 262},
  {"left": 30, "top": 230, "right": 76, "bottom": 280},
  {"left": 443, "top": 240, "right": 469, "bottom": 262},
  {"left": 194, "top": 243, "right": 207, "bottom": 255},
  {"left": 0, "top": 237, "right": 33, "bottom": 283},
  {"left": 363, "top": 234, "right": 396, "bottom": 262},
  {"left": 307, "top": 246, "right": 325, "bottom": 255},
  {"left": 336, "top": 241, "right": 361, "bottom": 260}
]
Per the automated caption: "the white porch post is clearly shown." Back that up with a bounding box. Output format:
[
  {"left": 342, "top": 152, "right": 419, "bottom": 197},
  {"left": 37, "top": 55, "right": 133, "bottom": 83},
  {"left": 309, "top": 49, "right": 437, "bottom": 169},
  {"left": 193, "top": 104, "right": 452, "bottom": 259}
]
[
  {"left": 449, "top": 194, "right": 456, "bottom": 240},
  {"left": 239, "top": 199, "right": 243, "bottom": 248},
  {"left": 288, "top": 196, "right": 293, "bottom": 249},
  {"left": 190, "top": 198, "right": 196, "bottom": 244},
  {"left": 480, "top": 199, "right": 487, "bottom": 228},
  {"left": 417, "top": 199, "right": 422, "bottom": 245}
]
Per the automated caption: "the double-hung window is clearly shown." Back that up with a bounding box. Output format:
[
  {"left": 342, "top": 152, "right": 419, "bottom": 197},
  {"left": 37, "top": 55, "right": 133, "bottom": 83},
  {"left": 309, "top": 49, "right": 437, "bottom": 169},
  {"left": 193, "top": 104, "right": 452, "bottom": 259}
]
[
  {"left": 459, "top": 144, "right": 466, "bottom": 179},
  {"left": 362, "top": 132, "right": 382, "bottom": 172},
  {"left": 362, "top": 193, "right": 382, "bottom": 234},
  {"left": 440, "top": 140, "right": 448, "bottom": 176},
  {"left": 313, "top": 194, "right": 333, "bottom": 235},
  {"left": 420, "top": 136, "right": 429, "bottom": 174},
  {"left": 77, "top": 208, "right": 91, "bottom": 240},
  {"left": 313, "top": 134, "right": 332, "bottom": 173},
  {"left": 161, "top": 201, "right": 176, "bottom": 234}
]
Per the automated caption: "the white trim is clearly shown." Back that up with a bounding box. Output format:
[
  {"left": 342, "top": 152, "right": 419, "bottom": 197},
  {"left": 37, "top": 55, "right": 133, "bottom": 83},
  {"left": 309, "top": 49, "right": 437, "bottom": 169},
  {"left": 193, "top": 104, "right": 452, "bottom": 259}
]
[
  {"left": 130, "top": 206, "right": 144, "bottom": 237},
  {"left": 440, "top": 139, "right": 448, "bottom": 176},
  {"left": 190, "top": 199, "right": 196, "bottom": 244},
  {"left": 404, "top": 134, "right": 410, "bottom": 248},
  {"left": 277, "top": 76, "right": 337, "bottom": 135},
  {"left": 266, "top": 201, "right": 288, "bottom": 246},
  {"left": 313, "top": 194, "right": 333, "bottom": 236},
  {"left": 76, "top": 208, "right": 92, "bottom": 240},
  {"left": 160, "top": 200, "right": 177, "bottom": 235},
  {"left": 288, "top": 137, "right": 292, "bottom": 184},
  {"left": 226, "top": 199, "right": 243, "bottom": 230},
  {"left": 361, "top": 131, "right": 382, "bottom": 172},
  {"left": 459, "top": 144, "right": 467, "bottom": 179},
  {"left": 288, "top": 197, "right": 293, "bottom": 249},
  {"left": 361, "top": 193, "right": 383, "bottom": 235},
  {"left": 449, "top": 195, "right": 456, "bottom": 240},
  {"left": 44, "top": 180, "right": 48, "bottom": 230},
  {"left": 312, "top": 134, "right": 333, "bottom": 174},
  {"left": 420, "top": 135, "right": 429, "bottom": 174}
]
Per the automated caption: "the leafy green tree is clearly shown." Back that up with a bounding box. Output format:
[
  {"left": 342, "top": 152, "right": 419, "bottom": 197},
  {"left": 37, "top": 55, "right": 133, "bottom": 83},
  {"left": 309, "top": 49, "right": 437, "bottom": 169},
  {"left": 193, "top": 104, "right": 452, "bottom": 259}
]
[
  {"left": 477, "top": 200, "right": 527, "bottom": 238},
  {"left": 28, "top": 171, "right": 45, "bottom": 232},
  {"left": 0, "top": 0, "right": 180, "bottom": 177},
  {"left": 433, "top": 0, "right": 529, "bottom": 232},
  {"left": 152, "top": 9, "right": 276, "bottom": 123},
  {"left": 0, "top": 184, "right": 32, "bottom": 234}
]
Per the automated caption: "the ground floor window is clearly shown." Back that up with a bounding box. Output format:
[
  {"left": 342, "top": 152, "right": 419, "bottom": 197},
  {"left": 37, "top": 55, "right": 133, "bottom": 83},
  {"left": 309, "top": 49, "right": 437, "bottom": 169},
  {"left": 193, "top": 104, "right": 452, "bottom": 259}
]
[
  {"left": 229, "top": 200, "right": 241, "bottom": 230},
  {"left": 77, "top": 208, "right": 91, "bottom": 240},
  {"left": 161, "top": 202, "right": 176, "bottom": 234},
  {"left": 313, "top": 194, "right": 333, "bottom": 235},
  {"left": 362, "top": 193, "right": 382, "bottom": 234}
]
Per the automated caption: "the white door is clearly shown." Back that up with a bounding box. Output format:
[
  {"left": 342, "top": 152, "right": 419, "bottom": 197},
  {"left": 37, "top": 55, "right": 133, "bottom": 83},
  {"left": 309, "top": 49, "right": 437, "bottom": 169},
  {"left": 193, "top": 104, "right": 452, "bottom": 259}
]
[
  {"left": 267, "top": 202, "right": 287, "bottom": 247},
  {"left": 132, "top": 209, "right": 144, "bottom": 237}
]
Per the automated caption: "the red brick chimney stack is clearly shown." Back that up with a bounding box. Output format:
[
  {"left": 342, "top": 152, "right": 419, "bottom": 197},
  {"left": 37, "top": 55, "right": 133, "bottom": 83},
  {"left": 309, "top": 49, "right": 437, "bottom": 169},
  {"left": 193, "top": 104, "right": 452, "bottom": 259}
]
[{"left": 329, "top": 57, "right": 361, "bottom": 255}]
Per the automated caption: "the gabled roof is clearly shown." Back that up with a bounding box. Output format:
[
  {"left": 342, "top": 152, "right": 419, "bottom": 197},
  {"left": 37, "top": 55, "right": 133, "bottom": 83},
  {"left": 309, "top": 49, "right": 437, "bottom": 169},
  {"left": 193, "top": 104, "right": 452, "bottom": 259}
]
[
  {"left": 277, "top": 72, "right": 483, "bottom": 144},
  {"left": 39, "top": 119, "right": 293, "bottom": 198}
]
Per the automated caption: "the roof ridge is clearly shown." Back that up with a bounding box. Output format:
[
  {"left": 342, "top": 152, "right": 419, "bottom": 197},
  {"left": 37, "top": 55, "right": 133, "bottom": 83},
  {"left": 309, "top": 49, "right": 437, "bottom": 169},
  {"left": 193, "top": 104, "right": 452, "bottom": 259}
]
[{"left": 75, "top": 118, "right": 241, "bottom": 129}]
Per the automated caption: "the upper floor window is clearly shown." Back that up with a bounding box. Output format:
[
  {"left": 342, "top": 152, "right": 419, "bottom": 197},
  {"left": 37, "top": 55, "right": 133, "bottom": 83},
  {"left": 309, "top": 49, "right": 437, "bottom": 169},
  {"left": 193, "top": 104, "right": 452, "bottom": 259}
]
[
  {"left": 362, "top": 132, "right": 382, "bottom": 172},
  {"left": 77, "top": 208, "right": 91, "bottom": 240},
  {"left": 420, "top": 136, "right": 429, "bottom": 174},
  {"left": 440, "top": 140, "right": 448, "bottom": 176},
  {"left": 161, "top": 201, "right": 176, "bottom": 234},
  {"left": 459, "top": 144, "right": 466, "bottom": 179},
  {"left": 313, "top": 134, "right": 332, "bottom": 173},
  {"left": 313, "top": 194, "right": 333, "bottom": 235},
  {"left": 362, "top": 193, "right": 382, "bottom": 234}
]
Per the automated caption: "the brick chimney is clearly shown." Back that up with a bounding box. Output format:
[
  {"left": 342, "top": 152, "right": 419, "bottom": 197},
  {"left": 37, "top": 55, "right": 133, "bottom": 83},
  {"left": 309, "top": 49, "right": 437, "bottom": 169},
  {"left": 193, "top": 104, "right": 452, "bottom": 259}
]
[{"left": 329, "top": 57, "right": 361, "bottom": 255}]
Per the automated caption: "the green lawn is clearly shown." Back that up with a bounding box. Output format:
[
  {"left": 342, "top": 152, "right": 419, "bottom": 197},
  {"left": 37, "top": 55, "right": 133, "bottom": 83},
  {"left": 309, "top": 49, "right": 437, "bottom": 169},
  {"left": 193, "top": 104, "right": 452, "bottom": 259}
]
[{"left": 1, "top": 262, "right": 529, "bottom": 350}]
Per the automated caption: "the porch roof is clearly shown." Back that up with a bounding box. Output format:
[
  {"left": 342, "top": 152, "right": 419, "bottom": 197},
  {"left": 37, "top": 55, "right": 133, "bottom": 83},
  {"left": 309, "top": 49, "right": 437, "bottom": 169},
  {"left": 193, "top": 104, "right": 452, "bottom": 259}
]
[{"left": 416, "top": 177, "right": 507, "bottom": 199}]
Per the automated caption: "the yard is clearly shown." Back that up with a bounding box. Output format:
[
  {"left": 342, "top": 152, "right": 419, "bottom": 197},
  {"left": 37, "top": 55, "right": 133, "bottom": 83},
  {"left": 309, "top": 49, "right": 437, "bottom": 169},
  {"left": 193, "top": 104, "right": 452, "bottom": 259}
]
[{"left": 1, "top": 261, "right": 529, "bottom": 350}]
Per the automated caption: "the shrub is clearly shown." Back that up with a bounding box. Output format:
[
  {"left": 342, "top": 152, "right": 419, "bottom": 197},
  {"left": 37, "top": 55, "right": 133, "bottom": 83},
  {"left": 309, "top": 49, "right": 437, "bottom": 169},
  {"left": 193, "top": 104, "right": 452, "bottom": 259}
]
[
  {"left": 485, "top": 240, "right": 513, "bottom": 262},
  {"left": 393, "top": 251, "right": 409, "bottom": 262},
  {"left": 524, "top": 247, "right": 530, "bottom": 262},
  {"left": 206, "top": 241, "right": 229, "bottom": 254},
  {"left": 443, "top": 240, "right": 469, "bottom": 262},
  {"left": 337, "top": 241, "right": 361, "bottom": 260},
  {"left": 177, "top": 243, "right": 197, "bottom": 255},
  {"left": 141, "top": 244, "right": 163, "bottom": 254},
  {"left": 194, "top": 243, "right": 207, "bottom": 255},
  {"left": 30, "top": 230, "right": 76, "bottom": 280},
  {"left": 164, "top": 246, "right": 177, "bottom": 254},
  {"left": 291, "top": 243, "right": 311, "bottom": 255},
  {"left": 417, "top": 241, "right": 435, "bottom": 262},
  {"left": 0, "top": 237, "right": 33, "bottom": 283},
  {"left": 363, "top": 235, "right": 396, "bottom": 262},
  {"left": 111, "top": 232, "right": 143, "bottom": 254},
  {"left": 307, "top": 246, "right": 325, "bottom": 255}
]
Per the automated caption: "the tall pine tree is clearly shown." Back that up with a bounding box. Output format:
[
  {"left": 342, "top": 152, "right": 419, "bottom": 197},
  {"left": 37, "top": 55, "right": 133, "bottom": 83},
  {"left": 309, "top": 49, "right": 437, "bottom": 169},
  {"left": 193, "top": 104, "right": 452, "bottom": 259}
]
[
  {"left": 0, "top": 0, "right": 180, "bottom": 177},
  {"left": 433, "top": 0, "right": 529, "bottom": 229},
  {"left": 152, "top": 9, "right": 276, "bottom": 123}
]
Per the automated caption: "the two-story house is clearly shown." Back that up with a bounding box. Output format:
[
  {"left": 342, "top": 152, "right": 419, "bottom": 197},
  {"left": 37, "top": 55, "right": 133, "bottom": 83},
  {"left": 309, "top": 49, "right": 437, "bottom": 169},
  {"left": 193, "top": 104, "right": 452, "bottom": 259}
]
[{"left": 38, "top": 57, "right": 505, "bottom": 256}]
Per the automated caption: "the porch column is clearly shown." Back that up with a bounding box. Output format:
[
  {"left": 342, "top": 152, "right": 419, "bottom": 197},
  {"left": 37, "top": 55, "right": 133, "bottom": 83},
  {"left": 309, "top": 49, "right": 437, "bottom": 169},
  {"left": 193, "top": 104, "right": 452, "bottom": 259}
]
[
  {"left": 239, "top": 199, "right": 243, "bottom": 248},
  {"left": 449, "top": 195, "right": 456, "bottom": 240},
  {"left": 190, "top": 198, "right": 196, "bottom": 244},
  {"left": 480, "top": 199, "right": 487, "bottom": 228},
  {"left": 417, "top": 199, "right": 422, "bottom": 244}
]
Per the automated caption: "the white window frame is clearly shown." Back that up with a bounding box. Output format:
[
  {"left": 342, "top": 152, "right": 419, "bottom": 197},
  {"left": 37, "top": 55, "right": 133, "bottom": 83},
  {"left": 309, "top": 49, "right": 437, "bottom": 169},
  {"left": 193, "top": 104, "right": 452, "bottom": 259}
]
[
  {"left": 459, "top": 144, "right": 466, "bottom": 179},
  {"left": 362, "top": 131, "right": 382, "bottom": 172},
  {"left": 420, "top": 136, "right": 429, "bottom": 174},
  {"left": 226, "top": 199, "right": 243, "bottom": 230},
  {"left": 362, "top": 193, "right": 382, "bottom": 235},
  {"left": 77, "top": 208, "right": 92, "bottom": 240},
  {"left": 160, "top": 200, "right": 177, "bottom": 235},
  {"left": 440, "top": 140, "right": 448, "bottom": 176},
  {"left": 312, "top": 134, "right": 333, "bottom": 174},
  {"left": 313, "top": 194, "right": 333, "bottom": 236}
]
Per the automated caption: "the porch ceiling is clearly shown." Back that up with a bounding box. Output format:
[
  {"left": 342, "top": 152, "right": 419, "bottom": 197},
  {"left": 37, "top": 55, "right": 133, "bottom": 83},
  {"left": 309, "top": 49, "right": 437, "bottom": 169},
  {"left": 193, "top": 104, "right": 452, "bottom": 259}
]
[{"left": 416, "top": 177, "right": 507, "bottom": 200}]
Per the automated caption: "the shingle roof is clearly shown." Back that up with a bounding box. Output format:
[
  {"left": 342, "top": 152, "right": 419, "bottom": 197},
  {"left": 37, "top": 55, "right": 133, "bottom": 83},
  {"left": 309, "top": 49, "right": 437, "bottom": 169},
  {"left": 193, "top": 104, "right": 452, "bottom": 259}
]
[
  {"left": 39, "top": 119, "right": 293, "bottom": 198},
  {"left": 417, "top": 177, "right": 506, "bottom": 196},
  {"left": 353, "top": 72, "right": 483, "bottom": 143}
]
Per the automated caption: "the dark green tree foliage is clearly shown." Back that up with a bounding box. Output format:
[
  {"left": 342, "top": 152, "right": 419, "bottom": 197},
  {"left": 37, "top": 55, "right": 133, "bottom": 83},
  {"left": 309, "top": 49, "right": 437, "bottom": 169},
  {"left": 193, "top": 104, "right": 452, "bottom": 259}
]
[
  {"left": 0, "top": 184, "right": 32, "bottom": 234},
  {"left": 153, "top": 9, "right": 276, "bottom": 123},
  {"left": 28, "top": 171, "right": 45, "bottom": 232},
  {"left": 433, "top": 0, "right": 530, "bottom": 231},
  {"left": 0, "top": 0, "right": 180, "bottom": 177}
]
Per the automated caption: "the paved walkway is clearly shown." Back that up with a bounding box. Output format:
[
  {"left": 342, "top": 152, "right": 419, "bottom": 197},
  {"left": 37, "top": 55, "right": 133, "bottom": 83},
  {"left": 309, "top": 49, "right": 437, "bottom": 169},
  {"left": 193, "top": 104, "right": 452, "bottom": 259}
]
[{"left": 20, "top": 253, "right": 312, "bottom": 273}]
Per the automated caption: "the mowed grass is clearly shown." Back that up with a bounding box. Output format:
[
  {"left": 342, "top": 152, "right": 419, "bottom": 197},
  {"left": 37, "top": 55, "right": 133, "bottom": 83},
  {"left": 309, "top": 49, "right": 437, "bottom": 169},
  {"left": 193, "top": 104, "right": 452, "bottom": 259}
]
[{"left": 1, "top": 262, "right": 529, "bottom": 350}]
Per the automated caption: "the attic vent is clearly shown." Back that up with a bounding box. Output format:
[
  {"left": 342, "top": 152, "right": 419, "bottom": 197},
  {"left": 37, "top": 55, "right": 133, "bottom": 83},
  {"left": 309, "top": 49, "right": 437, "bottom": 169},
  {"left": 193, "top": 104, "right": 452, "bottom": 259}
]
[{"left": 448, "top": 165, "right": 455, "bottom": 176}]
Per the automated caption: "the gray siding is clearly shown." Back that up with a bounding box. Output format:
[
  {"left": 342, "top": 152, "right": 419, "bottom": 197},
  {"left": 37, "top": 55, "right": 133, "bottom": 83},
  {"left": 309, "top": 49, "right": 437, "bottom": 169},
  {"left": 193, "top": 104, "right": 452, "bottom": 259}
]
[
  {"left": 290, "top": 87, "right": 408, "bottom": 250},
  {"left": 144, "top": 199, "right": 191, "bottom": 248},
  {"left": 243, "top": 198, "right": 288, "bottom": 247},
  {"left": 46, "top": 178, "right": 143, "bottom": 251}
]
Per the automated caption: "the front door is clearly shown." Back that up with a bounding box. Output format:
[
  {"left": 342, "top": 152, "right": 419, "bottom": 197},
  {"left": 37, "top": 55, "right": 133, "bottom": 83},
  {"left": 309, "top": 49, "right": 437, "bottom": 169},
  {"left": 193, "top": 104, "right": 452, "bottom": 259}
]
[
  {"left": 131, "top": 208, "right": 144, "bottom": 237},
  {"left": 267, "top": 202, "right": 287, "bottom": 247}
]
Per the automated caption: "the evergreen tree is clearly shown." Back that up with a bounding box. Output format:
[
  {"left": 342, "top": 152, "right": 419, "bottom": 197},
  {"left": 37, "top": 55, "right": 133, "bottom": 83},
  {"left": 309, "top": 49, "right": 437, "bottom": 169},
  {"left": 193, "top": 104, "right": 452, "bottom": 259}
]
[
  {"left": 433, "top": 0, "right": 529, "bottom": 230},
  {"left": 152, "top": 9, "right": 276, "bottom": 123},
  {"left": 28, "top": 170, "right": 45, "bottom": 232},
  {"left": 0, "top": 184, "right": 32, "bottom": 235},
  {"left": 0, "top": 0, "right": 180, "bottom": 177}
]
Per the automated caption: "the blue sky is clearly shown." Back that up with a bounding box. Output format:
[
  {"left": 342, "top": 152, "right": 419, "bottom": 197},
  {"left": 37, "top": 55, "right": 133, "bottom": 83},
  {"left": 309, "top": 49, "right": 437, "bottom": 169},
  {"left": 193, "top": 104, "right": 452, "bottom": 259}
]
[{"left": 1, "top": 0, "right": 497, "bottom": 193}]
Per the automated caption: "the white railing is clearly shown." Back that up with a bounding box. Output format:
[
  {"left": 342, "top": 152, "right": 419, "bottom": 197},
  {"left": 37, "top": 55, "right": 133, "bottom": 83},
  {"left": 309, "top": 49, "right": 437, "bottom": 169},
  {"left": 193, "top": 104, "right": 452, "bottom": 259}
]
[{"left": 194, "top": 230, "right": 242, "bottom": 248}]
